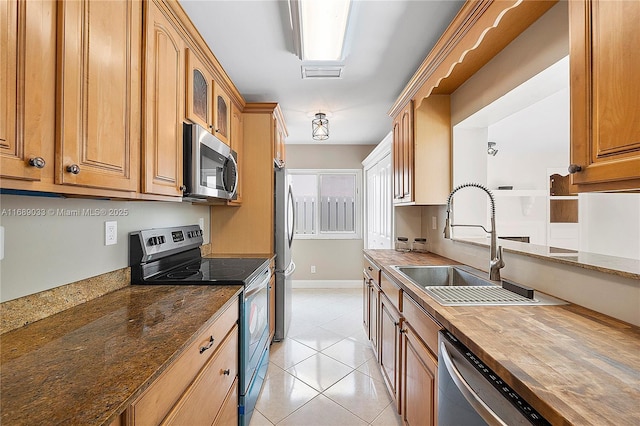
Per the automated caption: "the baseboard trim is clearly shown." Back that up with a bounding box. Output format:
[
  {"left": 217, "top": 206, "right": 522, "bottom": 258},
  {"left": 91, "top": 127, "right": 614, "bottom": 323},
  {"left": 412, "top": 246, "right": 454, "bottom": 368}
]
[{"left": 292, "top": 280, "right": 361, "bottom": 289}]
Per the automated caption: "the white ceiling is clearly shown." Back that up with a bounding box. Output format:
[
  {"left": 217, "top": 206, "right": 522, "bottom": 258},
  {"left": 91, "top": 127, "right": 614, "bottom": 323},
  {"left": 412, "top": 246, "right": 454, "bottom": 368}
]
[{"left": 179, "top": 0, "right": 464, "bottom": 145}]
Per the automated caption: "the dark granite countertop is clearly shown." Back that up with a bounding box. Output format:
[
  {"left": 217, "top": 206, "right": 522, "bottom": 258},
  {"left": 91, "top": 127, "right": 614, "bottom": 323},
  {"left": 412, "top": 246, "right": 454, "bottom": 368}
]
[
  {"left": 0, "top": 284, "right": 242, "bottom": 425},
  {"left": 364, "top": 249, "right": 640, "bottom": 426}
]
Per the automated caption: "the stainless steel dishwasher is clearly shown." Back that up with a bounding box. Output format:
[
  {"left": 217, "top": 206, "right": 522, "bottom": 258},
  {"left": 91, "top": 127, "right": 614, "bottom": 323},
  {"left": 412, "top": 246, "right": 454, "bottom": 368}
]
[{"left": 437, "top": 331, "right": 551, "bottom": 426}]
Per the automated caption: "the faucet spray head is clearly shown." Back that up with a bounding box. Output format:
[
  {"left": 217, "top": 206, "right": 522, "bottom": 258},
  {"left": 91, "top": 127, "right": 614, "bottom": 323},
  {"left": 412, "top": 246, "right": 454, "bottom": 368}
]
[{"left": 443, "top": 211, "right": 451, "bottom": 239}]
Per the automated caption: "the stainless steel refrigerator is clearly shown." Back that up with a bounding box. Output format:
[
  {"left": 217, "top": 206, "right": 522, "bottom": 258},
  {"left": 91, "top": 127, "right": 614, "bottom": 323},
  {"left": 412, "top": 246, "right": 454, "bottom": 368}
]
[{"left": 274, "top": 167, "right": 295, "bottom": 341}]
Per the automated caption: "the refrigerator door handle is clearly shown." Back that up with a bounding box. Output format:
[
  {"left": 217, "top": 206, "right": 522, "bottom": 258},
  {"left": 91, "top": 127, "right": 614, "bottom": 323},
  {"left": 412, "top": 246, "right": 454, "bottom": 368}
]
[
  {"left": 284, "top": 261, "right": 296, "bottom": 277},
  {"left": 287, "top": 185, "right": 295, "bottom": 249}
]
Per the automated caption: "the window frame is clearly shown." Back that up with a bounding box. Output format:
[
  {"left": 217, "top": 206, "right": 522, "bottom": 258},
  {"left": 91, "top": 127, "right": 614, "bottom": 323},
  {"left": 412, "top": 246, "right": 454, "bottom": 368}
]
[{"left": 289, "top": 168, "right": 363, "bottom": 240}]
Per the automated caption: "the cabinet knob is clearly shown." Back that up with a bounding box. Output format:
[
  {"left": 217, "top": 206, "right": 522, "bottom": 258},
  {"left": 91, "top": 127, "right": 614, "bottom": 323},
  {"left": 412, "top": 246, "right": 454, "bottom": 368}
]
[
  {"left": 179, "top": 185, "right": 187, "bottom": 192},
  {"left": 222, "top": 369, "right": 231, "bottom": 376},
  {"left": 568, "top": 164, "right": 582, "bottom": 174},
  {"left": 28, "top": 157, "right": 46, "bottom": 169},
  {"left": 66, "top": 164, "right": 80, "bottom": 174}
]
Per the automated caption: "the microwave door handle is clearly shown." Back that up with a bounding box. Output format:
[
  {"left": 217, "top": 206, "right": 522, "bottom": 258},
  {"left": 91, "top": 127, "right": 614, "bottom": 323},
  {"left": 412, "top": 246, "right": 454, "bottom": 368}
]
[{"left": 228, "top": 153, "right": 239, "bottom": 196}]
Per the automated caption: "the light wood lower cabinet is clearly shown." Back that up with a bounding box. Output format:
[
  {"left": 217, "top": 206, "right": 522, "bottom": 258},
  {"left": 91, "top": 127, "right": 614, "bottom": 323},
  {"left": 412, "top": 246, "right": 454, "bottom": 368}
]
[
  {"left": 162, "top": 324, "right": 238, "bottom": 425},
  {"left": 213, "top": 377, "right": 239, "bottom": 426},
  {"left": 379, "top": 293, "right": 402, "bottom": 412},
  {"left": 363, "top": 256, "right": 442, "bottom": 423},
  {"left": 401, "top": 322, "right": 438, "bottom": 426},
  {"left": 126, "top": 297, "right": 239, "bottom": 426},
  {"left": 363, "top": 256, "right": 381, "bottom": 354}
]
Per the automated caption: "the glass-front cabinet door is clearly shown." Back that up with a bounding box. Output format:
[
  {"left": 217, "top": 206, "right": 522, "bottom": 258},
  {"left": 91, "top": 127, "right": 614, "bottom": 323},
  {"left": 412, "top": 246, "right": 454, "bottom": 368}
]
[
  {"left": 213, "top": 84, "right": 231, "bottom": 145},
  {"left": 186, "top": 48, "right": 212, "bottom": 131}
]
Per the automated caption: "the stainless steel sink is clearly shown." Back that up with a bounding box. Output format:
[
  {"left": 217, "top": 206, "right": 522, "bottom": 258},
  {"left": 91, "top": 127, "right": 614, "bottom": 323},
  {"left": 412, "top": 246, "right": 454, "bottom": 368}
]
[
  {"left": 391, "top": 265, "right": 566, "bottom": 306},
  {"left": 391, "top": 265, "right": 493, "bottom": 287}
]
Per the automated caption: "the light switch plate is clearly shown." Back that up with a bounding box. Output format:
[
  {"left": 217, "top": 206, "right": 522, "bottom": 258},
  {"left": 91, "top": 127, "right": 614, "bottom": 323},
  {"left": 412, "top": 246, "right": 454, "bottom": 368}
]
[
  {"left": 432, "top": 216, "right": 437, "bottom": 230},
  {"left": 105, "top": 221, "right": 117, "bottom": 246}
]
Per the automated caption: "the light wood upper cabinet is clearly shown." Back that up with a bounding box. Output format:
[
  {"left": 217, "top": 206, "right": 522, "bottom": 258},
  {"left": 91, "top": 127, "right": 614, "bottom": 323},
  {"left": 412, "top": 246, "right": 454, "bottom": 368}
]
[
  {"left": 393, "top": 102, "right": 413, "bottom": 204},
  {"left": 227, "top": 102, "right": 243, "bottom": 205},
  {"left": 1, "top": 0, "right": 55, "bottom": 182},
  {"left": 213, "top": 84, "right": 231, "bottom": 145},
  {"left": 273, "top": 107, "right": 287, "bottom": 168},
  {"left": 56, "top": 0, "right": 141, "bottom": 191},
  {"left": 185, "top": 48, "right": 213, "bottom": 131},
  {"left": 569, "top": 0, "right": 640, "bottom": 191},
  {"left": 210, "top": 103, "right": 285, "bottom": 255},
  {"left": 142, "top": 0, "right": 185, "bottom": 197},
  {"left": 393, "top": 96, "right": 450, "bottom": 205}
]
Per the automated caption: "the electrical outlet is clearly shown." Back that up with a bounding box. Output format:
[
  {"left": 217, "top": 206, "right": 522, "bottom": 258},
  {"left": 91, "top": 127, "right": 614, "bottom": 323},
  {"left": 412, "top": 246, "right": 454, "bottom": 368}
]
[
  {"left": 311, "top": 265, "right": 316, "bottom": 274},
  {"left": 105, "top": 221, "right": 117, "bottom": 246},
  {"left": 432, "top": 216, "right": 437, "bottom": 230}
]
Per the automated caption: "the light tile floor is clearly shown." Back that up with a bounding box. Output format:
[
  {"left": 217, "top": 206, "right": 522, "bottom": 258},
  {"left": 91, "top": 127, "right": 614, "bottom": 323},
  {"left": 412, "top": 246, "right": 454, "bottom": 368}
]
[{"left": 250, "top": 288, "right": 403, "bottom": 426}]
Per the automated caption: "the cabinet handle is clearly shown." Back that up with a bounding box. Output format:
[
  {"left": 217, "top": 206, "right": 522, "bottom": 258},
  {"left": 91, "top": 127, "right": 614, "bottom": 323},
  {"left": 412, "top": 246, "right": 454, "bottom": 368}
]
[
  {"left": 222, "top": 369, "right": 231, "bottom": 376},
  {"left": 28, "top": 157, "right": 46, "bottom": 169},
  {"left": 568, "top": 164, "right": 582, "bottom": 174},
  {"left": 199, "top": 336, "right": 215, "bottom": 354},
  {"left": 66, "top": 164, "right": 80, "bottom": 175},
  {"left": 179, "top": 185, "right": 187, "bottom": 192}
]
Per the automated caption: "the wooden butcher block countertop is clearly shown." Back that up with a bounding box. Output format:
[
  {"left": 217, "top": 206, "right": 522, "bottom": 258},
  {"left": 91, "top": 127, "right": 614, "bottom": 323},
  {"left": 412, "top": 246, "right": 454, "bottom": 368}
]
[
  {"left": 0, "top": 284, "right": 242, "bottom": 426},
  {"left": 364, "top": 249, "right": 640, "bottom": 426}
]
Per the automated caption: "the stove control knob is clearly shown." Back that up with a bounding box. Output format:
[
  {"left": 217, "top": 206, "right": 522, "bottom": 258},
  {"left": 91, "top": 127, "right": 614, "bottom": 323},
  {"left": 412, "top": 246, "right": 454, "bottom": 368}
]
[
  {"left": 148, "top": 237, "right": 157, "bottom": 246},
  {"left": 159, "top": 236, "right": 166, "bottom": 244}
]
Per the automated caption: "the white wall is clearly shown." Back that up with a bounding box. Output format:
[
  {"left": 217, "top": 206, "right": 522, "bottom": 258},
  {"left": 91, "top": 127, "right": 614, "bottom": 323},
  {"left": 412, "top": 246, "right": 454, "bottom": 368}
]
[
  {"left": 580, "top": 193, "right": 640, "bottom": 259},
  {"left": 0, "top": 194, "right": 210, "bottom": 302},
  {"left": 486, "top": 88, "right": 569, "bottom": 191},
  {"left": 286, "top": 144, "right": 375, "bottom": 282}
]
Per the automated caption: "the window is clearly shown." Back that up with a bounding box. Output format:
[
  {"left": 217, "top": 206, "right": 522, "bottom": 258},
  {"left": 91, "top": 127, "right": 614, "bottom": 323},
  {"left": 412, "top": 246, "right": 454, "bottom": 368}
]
[{"left": 290, "top": 169, "right": 362, "bottom": 239}]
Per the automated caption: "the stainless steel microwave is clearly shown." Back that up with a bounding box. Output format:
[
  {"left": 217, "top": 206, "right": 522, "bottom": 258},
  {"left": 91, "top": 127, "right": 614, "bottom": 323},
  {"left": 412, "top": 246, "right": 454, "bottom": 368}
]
[{"left": 183, "top": 123, "right": 238, "bottom": 202}]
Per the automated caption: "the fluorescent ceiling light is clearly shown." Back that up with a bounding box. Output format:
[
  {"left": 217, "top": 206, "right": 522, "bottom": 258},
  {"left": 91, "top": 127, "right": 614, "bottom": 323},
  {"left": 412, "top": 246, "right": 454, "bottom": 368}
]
[{"left": 291, "top": 0, "right": 352, "bottom": 61}]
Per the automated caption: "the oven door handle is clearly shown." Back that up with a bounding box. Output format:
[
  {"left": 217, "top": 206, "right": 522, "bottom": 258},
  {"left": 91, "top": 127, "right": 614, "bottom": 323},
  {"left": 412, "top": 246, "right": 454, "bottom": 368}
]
[
  {"left": 440, "top": 341, "right": 507, "bottom": 426},
  {"left": 245, "top": 269, "right": 271, "bottom": 298}
]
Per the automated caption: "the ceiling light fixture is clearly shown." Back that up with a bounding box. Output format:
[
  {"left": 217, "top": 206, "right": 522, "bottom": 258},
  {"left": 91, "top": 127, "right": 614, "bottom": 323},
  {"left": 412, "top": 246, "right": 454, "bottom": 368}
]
[
  {"left": 289, "top": 0, "right": 352, "bottom": 61},
  {"left": 312, "top": 113, "right": 329, "bottom": 141}
]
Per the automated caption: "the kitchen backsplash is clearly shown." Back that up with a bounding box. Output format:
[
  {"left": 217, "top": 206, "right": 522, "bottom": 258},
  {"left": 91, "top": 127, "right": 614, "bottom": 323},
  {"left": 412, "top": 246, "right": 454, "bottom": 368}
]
[{"left": 0, "top": 194, "right": 210, "bottom": 302}]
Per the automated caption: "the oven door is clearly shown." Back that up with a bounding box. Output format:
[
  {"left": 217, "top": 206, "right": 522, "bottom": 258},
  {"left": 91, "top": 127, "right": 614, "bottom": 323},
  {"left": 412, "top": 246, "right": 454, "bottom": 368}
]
[
  {"left": 184, "top": 123, "right": 238, "bottom": 200},
  {"left": 240, "top": 267, "right": 271, "bottom": 394}
]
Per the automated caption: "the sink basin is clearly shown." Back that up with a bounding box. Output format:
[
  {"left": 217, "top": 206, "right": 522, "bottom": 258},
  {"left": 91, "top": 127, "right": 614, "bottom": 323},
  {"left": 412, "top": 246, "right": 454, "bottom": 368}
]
[
  {"left": 391, "top": 265, "right": 493, "bottom": 287},
  {"left": 391, "top": 264, "right": 566, "bottom": 306}
]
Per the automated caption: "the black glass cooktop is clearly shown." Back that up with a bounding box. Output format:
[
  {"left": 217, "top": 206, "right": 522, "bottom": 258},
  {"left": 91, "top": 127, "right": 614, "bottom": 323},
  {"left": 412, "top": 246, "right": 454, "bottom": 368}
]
[{"left": 150, "top": 257, "right": 269, "bottom": 285}]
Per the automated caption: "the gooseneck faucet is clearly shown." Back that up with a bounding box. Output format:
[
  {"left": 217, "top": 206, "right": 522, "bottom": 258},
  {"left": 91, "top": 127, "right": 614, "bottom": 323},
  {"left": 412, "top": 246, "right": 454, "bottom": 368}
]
[{"left": 443, "top": 183, "right": 505, "bottom": 281}]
